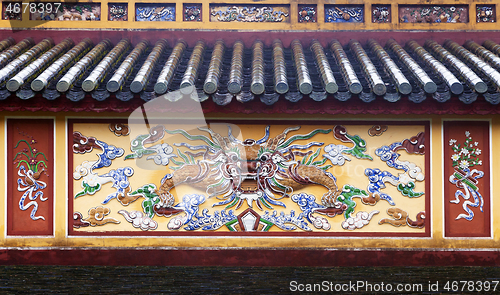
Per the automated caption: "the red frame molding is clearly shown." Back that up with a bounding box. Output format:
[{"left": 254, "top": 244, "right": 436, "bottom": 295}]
[
  {"left": 68, "top": 119, "right": 431, "bottom": 237},
  {"left": 0, "top": 249, "right": 500, "bottom": 266}
]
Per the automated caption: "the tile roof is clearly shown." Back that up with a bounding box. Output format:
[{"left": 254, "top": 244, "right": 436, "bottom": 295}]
[{"left": 1, "top": 35, "right": 500, "bottom": 113}]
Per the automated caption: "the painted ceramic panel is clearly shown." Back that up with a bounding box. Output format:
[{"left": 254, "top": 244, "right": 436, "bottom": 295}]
[
  {"left": 109, "top": 3, "right": 128, "bottom": 21},
  {"left": 477, "top": 6, "right": 495, "bottom": 23},
  {"left": 372, "top": 5, "right": 390, "bottom": 23},
  {"left": 325, "top": 6, "right": 364, "bottom": 23},
  {"left": 2, "top": 2, "right": 21, "bottom": 20},
  {"left": 298, "top": 5, "right": 316, "bottom": 23},
  {"left": 184, "top": 4, "right": 201, "bottom": 22},
  {"left": 210, "top": 5, "right": 290, "bottom": 23},
  {"left": 399, "top": 5, "right": 468, "bottom": 23},
  {"left": 7, "top": 119, "right": 53, "bottom": 236},
  {"left": 136, "top": 3, "right": 175, "bottom": 21},
  {"left": 444, "top": 121, "right": 490, "bottom": 237},
  {"left": 69, "top": 120, "right": 429, "bottom": 236},
  {"left": 30, "top": 3, "right": 100, "bottom": 21}
]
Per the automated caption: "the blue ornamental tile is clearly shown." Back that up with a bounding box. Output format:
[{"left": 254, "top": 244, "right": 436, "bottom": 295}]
[
  {"left": 136, "top": 4, "right": 175, "bottom": 21},
  {"left": 325, "top": 6, "right": 363, "bottom": 23}
]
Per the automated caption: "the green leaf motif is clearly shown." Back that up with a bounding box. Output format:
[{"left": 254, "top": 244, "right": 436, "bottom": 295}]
[
  {"left": 397, "top": 182, "right": 424, "bottom": 198},
  {"left": 74, "top": 182, "right": 101, "bottom": 198}
]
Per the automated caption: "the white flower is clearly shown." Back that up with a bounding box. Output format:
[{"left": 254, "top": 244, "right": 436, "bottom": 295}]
[
  {"left": 470, "top": 144, "right": 473, "bottom": 147},
  {"left": 465, "top": 131, "right": 470, "bottom": 137},
  {"left": 449, "top": 139, "right": 457, "bottom": 146},
  {"left": 450, "top": 7, "right": 456, "bottom": 12},
  {"left": 451, "top": 154, "right": 460, "bottom": 161},
  {"left": 474, "top": 142, "right": 478, "bottom": 146},
  {"left": 460, "top": 148, "right": 469, "bottom": 155},
  {"left": 475, "top": 148, "right": 481, "bottom": 155},
  {"left": 459, "top": 160, "right": 469, "bottom": 169},
  {"left": 478, "top": 160, "right": 483, "bottom": 165},
  {"left": 421, "top": 8, "right": 430, "bottom": 15},
  {"left": 434, "top": 6, "right": 440, "bottom": 10}
]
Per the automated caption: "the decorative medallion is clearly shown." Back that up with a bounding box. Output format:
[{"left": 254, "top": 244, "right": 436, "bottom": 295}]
[
  {"left": 109, "top": 3, "right": 128, "bottom": 21},
  {"left": 298, "top": 5, "right": 316, "bottom": 23},
  {"left": 210, "top": 5, "right": 290, "bottom": 22},
  {"left": 399, "top": 5, "right": 468, "bottom": 23},
  {"left": 136, "top": 3, "right": 175, "bottom": 21},
  {"left": 372, "top": 5, "right": 390, "bottom": 23},
  {"left": 184, "top": 4, "right": 201, "bottom": 22},
  {"left": 477, "top": 6, "right": 495, "bottom": 23},
  {"left": 325, "top": 5, "right": 364, "bottom": 23}
]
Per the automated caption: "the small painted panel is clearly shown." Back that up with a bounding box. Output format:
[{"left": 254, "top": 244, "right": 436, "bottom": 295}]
[
  {"left": 325, "top": 5, "right": 364, "bottom": 23},
  {"left": 2, "top": 2, "right": 21, "bottom": 20},
  {"left": 444, "top": 121, "right": 490, "bottom": 237},
  {"left": 477, "top": 6, "right": 495, "bottom": 23},
  {"left": 7, "top": 119, "right": 54, "bottom": 236},
  {"left": 69, "top": 120, "right": 429, "bottom": 237},
  {"left": 30, "top": 3, "right": 101, "bottom": 21},
  {"left": 298, "top": 5, "right": 316, "bottom": 23},
  {"left": 399, "top": 5, "right": 468, "bottom": 23},
  {"left": 109, "top": 3, "right": 128, "bottom": 21},
  {"left": 136, "top": 3, "right": 175, "bottom": 22},
  {"left": 372, "top": 5, "right": 390, "bottom": 23},
  {"left": 184, "top": 4, "right": 201, "bottom": 22},
  {"left": 210, "top": 5, "right": 290, "bottom": 23}
]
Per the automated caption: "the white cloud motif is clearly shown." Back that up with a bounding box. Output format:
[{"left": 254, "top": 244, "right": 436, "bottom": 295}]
[
  {"left": 118, "top": 210, "right": 158, "bottom": 231},
  {"left": 146, "top": 143, "right": 176, "bottom": 166},
  {"left": 323, "top": 144, "right": 351, "bottom": 166},
  {"left": 342, "top": 211, "right": 379, "bottom": 230}
]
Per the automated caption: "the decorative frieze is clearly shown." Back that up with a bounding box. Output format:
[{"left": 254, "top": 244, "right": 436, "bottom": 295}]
[
  {"left": 109, "top": 3, "right": 128, "bottom": 21},
  {"left": 372, "top": 5, "right": 390, "bottom": 23},
  {"left": 69, "top": 120, "right": 429, "bottom": 236},
  {"left": 136, "top": 3, "right": 175, "bottom": 21},
  {"left": 210, "top": 5, "right": 290, "bottom": 22},
  {"left": 399, "top": 5, "right": 468, "bottom": 23},
  {"left": 477, "top": 5, "right": 495, "bottom": 23},
  {"left": 184, "top": 4, "right": 201, "bottom": 22},
  {"left": 298, "top": 5, "right": 316, "bottom": 23},
  {"left": 325, "top": 5, "right": 364, "bottom": 23}
]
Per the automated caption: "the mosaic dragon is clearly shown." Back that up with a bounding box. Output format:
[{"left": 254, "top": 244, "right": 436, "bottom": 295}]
[{"left": 155, "top": 126, "right": 342, "bottom": 212}]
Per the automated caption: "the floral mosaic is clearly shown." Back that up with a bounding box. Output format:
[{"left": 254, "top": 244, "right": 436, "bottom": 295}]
[
  {"left": 109, "top": 3, "right": 128, "bottom": 21},
  {"left": 477, "top": 6, "right": 495, "bottom": 23},
  {"left": 448, "top": 131, "right": 484, "bottom": 221},
  {"left": 71, "top": 121, "right": 428, "bottom": 236},
  {"left": 3, "top": 2, "right": 22, "bottom": 20},
  {"left": 372, "top": 5, "right": 390, "bottom": 23},
  {"left": 325, "top": 5, "right": 364, "bottom": 23},
  {"left": 30, "top": 3, "right": 101, "bottom": 21},
  {"left": 184, "top": 4, "right": 201, "bottom": 22},
  {"left": 210, "top": 5, "right": 289, "bottom": 22},
  {"left": 298, "top": 5, "right": 316, "bottom": 23},
  {"left": 136, "top": 3, "right": 175, "bottom": 21},
  {"left": 399, "top": 5, "right": 468, "bottom": 23}
]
